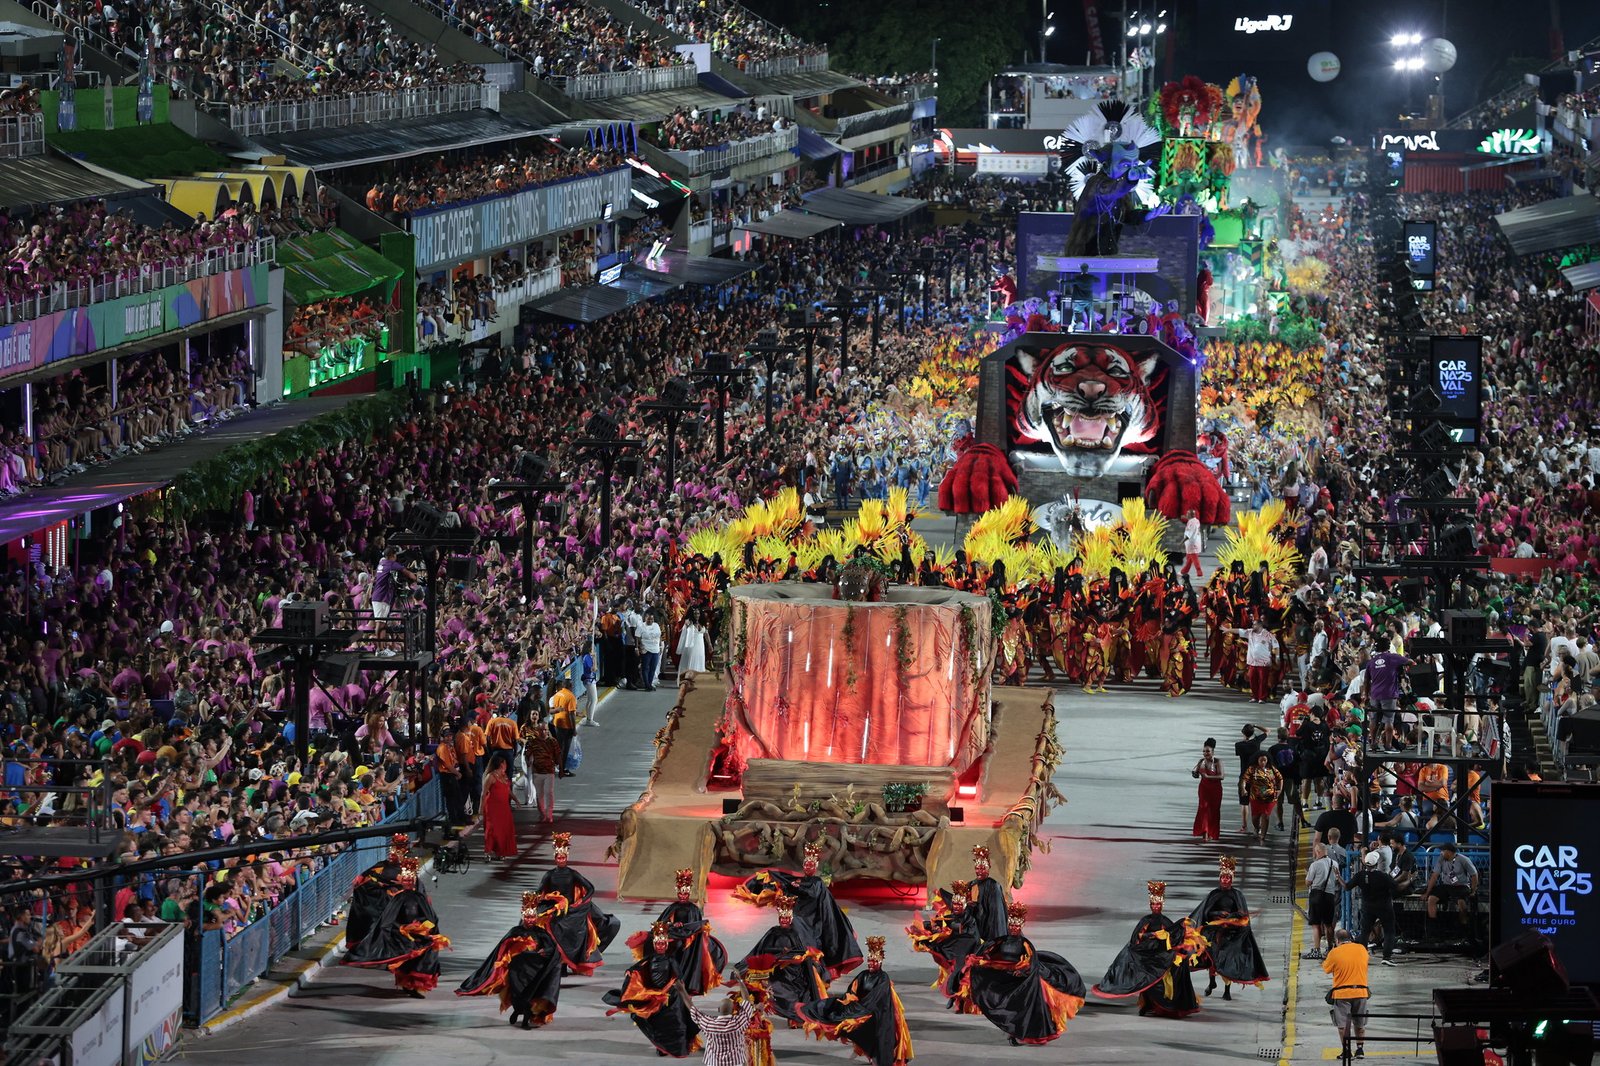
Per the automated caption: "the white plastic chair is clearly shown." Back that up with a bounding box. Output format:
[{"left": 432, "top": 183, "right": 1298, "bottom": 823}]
[{"left": 1420, "top": 713, "right": 1456, "bottom": 757}]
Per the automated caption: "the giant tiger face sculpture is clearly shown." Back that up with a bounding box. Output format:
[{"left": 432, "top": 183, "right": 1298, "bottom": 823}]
[{"left": 1012, "top": 342, "right": 1158, "bottom": 472}]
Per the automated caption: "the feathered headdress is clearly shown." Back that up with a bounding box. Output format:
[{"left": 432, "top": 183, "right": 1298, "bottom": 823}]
[
  {"left": 389, "top": 833, "right": 410, "bottom": 851},
  {"left": 675, "top": 868, "right": 694, "bottom": 889},
  {"left": 1006, "top": 900, "right": 1028, "bottom": 923},
  {"left": 803, "top": 841, "right": 824, "bottom": 862},
  {"left": 971, "top": 844, "right": 990, "bottom": 864},
  {"left": 1059, "top": 100, "right": 1163, "bottom": 203},
  {"left": 950, "top": 879, "right": 970, "bottom": 895},
  {"left": 397, "top": 857, "right": 419, "bottom": 887},
  {"left": 1219, "top": 855, "right": 1238, "bottom": 875},
  {"left": 521, "top": 891, "right": 541, "bottom": 918},
  {"left": 651, "top": 921, "right": 671, "bottom": 938},
  {"left": 774, "top": 892, "right": 797, "bottom": 914},
  {"left": 1146, "top": 880, "right": 1166, "bottom": 902},
  {"left": 865, "top": 935, "right": 887, "bottom": 958},
  {"left": 552, "top": 832, "right": 572, "bottom": 851}
]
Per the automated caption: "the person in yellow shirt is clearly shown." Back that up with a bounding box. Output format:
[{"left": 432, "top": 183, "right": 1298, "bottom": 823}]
[
  {"left": 549, "top": 682, "right": 578, "bottom": 777},
  {"left": 435, "top": 723, "right": 466, "bottom": 826},
  {"left": 1321, "top": 929, "right": 1369, "bottom": 1059}
]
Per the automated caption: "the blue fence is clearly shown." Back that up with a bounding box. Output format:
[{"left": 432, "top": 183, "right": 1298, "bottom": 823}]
[
  {"left": 1334, "top": 843, "right": 1489, "bottom": 933},
  {"left": 191, "top": 777, "right": 443, "bottom": 1024}
]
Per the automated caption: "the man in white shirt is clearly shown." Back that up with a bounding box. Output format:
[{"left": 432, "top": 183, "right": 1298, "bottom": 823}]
[
  {"left": 1304, "top": 620, "right": 1329, "bottom": 691},
  {"left": 620, "top": 602, "right": 644, "bottom": 689},
  {"left": 1180, "top": 510, "right": 1204, "bottom": 576},
  {"left": 1235, "top": 619, "right": 1281, "bottom": 704},
  {"left": 636, "top": 611, "right": 664, "bottom": 692}
]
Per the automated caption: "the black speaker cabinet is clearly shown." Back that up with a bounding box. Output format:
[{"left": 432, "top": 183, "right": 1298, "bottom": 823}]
[
  {"left": 281, "top": 601, "right": 328, "bottom": 638},
  {"left": 1443, "top": 609, "right": 1488, "bottom": 644},
  {"left": 1490, "top": 931, "right": 1568, "bottom": 999},
  {"left": 1433, "top": 1025, "right": 1482, "bottom": 1066}
]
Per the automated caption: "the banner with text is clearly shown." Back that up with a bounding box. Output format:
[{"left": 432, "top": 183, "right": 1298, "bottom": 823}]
[
  {"left": 0, "top": 263, "right": 270, "bottom": 381},
  {"left": 409, "top": 168, "right": 632, "bottom": 273}
]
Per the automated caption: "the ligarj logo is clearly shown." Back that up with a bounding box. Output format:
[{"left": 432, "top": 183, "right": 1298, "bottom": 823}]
[
  {"left": 1515, "top": 844, "right": 1593, "bottom": 932},
  {"left": 1234, "top": 14, "right": 1293, "bottom": 32}
]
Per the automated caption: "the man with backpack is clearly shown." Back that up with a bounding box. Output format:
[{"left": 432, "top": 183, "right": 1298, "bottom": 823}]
[{"left": 1267, "top": 727, "right": 1301, "bottom": 831}]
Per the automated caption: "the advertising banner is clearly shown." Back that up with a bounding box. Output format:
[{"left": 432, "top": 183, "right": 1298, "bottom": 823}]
[
  {"left": 126, "top": 932, "right": 185, "bottom": 1065},
  {"left": 1405, "top": 219, "right": 1437, "bottom": 290},
  {"left": 70, "top": 985, "right": 125, "bottom": 1066},
  {"left": 1430, "top": 334, "right": 1482, "bottom": 427},
  {"left": 0, "top": 314, "right": 50, "bottom": 381},
  {"left": 409, "top": 168, "right": 632, "bottom": 273},
  {"left": 94, "top": 290, "right": 168, "bottom": 350}
]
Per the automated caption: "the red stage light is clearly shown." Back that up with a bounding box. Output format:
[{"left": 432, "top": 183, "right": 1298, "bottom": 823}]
[{"left": 957, "top": 784, "right": 978, "bottom": 798}]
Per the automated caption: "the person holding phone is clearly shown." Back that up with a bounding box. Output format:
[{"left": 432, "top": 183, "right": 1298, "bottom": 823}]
[{"left": 1192, "top": 738, "right": 1225, "bottom": 841}]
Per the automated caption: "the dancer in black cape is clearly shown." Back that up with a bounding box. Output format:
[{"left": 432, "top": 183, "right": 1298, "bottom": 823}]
[
  {"left": 536, "top": 830, "right": 620, "bottom": 973},
  {"left": 347, "top": 833, "right": 410, "bottom": 950},
  {"left": 342, "top": 857, "right": 451, "bottom": 996},
  {"left": 627, "top": 868, "right": 727, "bottom": 996},
  {"left": 961, "top": 901, "right": 1086, "bottom": 1045},
  {"left": 736, "top": 890, "right": 830, "bottom": 1025},
  {"left": 1191, "top": 855, "right": 1270, "bottom": 999},
  {"left": 795, "top": 936, "right": 914, "bottom": 1066},
  {"left": 456, "top": 891, "right": 566, "bottom": 1028},
  {"left": 735, "top": 840, "right": 862, "bottom": 978},
  {"left": 604, "top": 921, "right": 701, "bottom": 1057},
  {"left": 1092, "top": 880, "right": 1207, "bottom": 1017},
  {"left": 905, "top": 879, "right": 982, "bottom": 1011},
  {"left": 966, "top": 844, "right": 1009, "bottom": 942}
]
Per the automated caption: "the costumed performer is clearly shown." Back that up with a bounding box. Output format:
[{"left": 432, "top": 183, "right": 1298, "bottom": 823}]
[
  {"left": 967, "top": 845, "right": 1009, "bottom": 942},
  {"left": 795, "top": 935, "right": 914, "bottom": 1066},
  {"left": 960, "top": 901, "right": 1086, "bottom": 1046},
  {"left": 905, "top": 880, "right": 982, "bottom": 1011},
  {"left": 455, "top": 891, "right": 566, "bottom": 1028},
  {"left": 347, "top": 833, "right": 410, "bottom": 950},
  {"left": 737, "top": 890, "right": 831, "bottom": 1026},
  {"left": 626, "top": 868, "right": 728, "bottom": 996},
  {"left": 537, "top": 830, "right": 620, "bottom": 972},
  {"left": 603, "top": 920, "right": 701, "bottom": 1058},
  {"left": 342, "top": 857, "right": 451, "bottom": 997},
  {"left": 736, "top": 840, "right": 863, "bottom": 978},
  {"left": 1092, "top": 880, "right": 1206, "bottom": 1018},
  {"left": 1190, "top": 856, "right": 1270, "bottom": 999}
]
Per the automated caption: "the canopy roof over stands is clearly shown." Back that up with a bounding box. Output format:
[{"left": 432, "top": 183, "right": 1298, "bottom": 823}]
[
  {"left": 796, "top": 128, "right": 843, "bottom": 161},
  {"left": 1494, "top": 193, "right": 1600, "bottom": 257},
  {"left": 0, "top": 155, "right": 150, "bottom": 211},
  {"left": 739, "top": 210, "right": 840, "bottom": 239},
  {"left": 625, "top": 252, "right": 759, "bottom": 286},
  {"left": 756, "top": 70, "right": 863, "bottom": 97},
  {"left": 256, "top": 110, "right": 555, "bottom": 170},
  {"left": 526, "top": 276, "right": 682, "bottom": 323},
  {"left": 801, "top": 187, "right": 926, "bottom": 225},
  {"left": 277, "top": 229, "right": 404, "bottom": 305},
  {"left": 1562, "top": 259, "right": 1600, "bottom": 292},
  {"left": 583, "top": 85, "right": 748, "bottom": 124}
]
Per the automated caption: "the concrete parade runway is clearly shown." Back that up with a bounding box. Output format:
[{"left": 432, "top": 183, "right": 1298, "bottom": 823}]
[{"left": 170, "top": 669, "right": 1464, "bottom": 1065}]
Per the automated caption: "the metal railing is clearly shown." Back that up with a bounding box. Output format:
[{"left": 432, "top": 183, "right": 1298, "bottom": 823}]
[
  {"left": 30, "top": 2, "right": 137, "bottom": 70},
  {"left": 207, "top": 0, "right": 326, "bottom": 74},
  {"left": 743, "top": 51, "right": 830, "bottom": 81},
  {"left": 223, "top": 83, "right": 499, "bottom": 137},
  {"left": 663, "top": 125, "right": 798, "bottom": 175},
  {"left": 0, "top": 113, "right": 45, "bottom": 159},
  {"left": 0, "top": 236, "right": 276, "bottom": 328},
  {"left": 196, "top": 777, "right": 443, "bottom": 1023},
  {"left": 550, "top": 64, "right": 697, "bottom": 101},
  {"left": 417, "top": 262, "right": 561, "bottom": 347}
]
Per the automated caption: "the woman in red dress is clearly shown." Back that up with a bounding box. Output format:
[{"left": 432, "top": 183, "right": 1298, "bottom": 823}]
[
  {"left": 481, "top": 753, "right": 518, "bottom": 860},
  {"left": 1191, "top": 739, "right": 1224, "bottom": 841}
]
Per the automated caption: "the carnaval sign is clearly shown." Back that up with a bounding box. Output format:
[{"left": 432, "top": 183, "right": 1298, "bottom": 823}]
[
  {"left": 1429, "top": 335, "right": 1481, "bottom": 426},
  {"left": 1491, "top": 783, "right": 1600, "bottom": 986}
]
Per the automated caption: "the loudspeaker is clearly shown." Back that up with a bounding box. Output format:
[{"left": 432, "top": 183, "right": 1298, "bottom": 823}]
[
  {"left": 1408, "top": 663, "right": 1440, "bottom": 693},
  {"left": 1434, "top": 1025, "right": 1483, "bottom": 1066},
  {"left": 446, "top": 557, "right": 478, "bottom": 583},
  {"left": 1490, "top": 931, "right": 1569, "bottom": 999},
  {"left": 1438, "top": 522, "right": 1479, "bottom": 558},
  {"left": 408, "top": 501, "right": 447, "bottom": 537},
  {"left": 515, "top": 452, "right": 549, "bottom": 484},
  {"left": 317, "top": 652, "right": 362, "bottom": 687},
  {"left": 586, "top": 412, "right": 622, "bottom": 441},
  {"left": 947, "top": 806, "right": 965, "bottom": 824},
  {"left": 1443, "top": 610, "right": 1488, "bottom": 644},
  {"left": 282, "top": 601, "right": 329, "bottom": 638},
  {"left": 722, "top": 798, "right": 742, "bottom": 814}
]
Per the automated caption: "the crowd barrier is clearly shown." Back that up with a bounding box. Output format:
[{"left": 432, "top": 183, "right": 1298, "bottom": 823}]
[
  {"left": 192, "top": 776, "right": 443, "bottom": 1024},
  {"left": 223, "top": 83, "right": 499, "bottom": 138},
  {"left": 551, "top": 64, "right": 696, "bottom": 101},
  {"left": 0, "top": 237, "right": 276, "bottom": 328},
  {"left": 664, "top": 126, "right": 798, "bottom": 176},
  {"left": 1332, "top": 839, "right": 1489, "bottom": 935},
  {"left": 0, "top": 113, "right": 44, "bottom": 159},
  {"left": 742, "top": 51, "right": 829, "bottom": 80}
]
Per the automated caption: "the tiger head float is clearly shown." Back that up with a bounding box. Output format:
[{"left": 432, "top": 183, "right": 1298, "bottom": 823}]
[{"left": 1011, "top": 341, "right": 1159, "bottom": 473}]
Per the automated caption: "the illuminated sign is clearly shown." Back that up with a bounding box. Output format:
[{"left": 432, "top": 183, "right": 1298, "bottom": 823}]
[
  {"left": 1476, "top": 128, "right": 1541, "bottom": 155},
  {"left": 1491, "top": 784, "right": 1600, "bottom": 986},
  {"left": 1404, "top": 219, "right": 1436, "bottom": 290},
  {"left": 1430, "top": 335, "right": 1482, "bottom": 426},
  {"left": 1379, "top": 130, "right": 1439, "bottom": 152},
  {"left": 1234, "top": 14, "right": 1293, "bottom": 32}
]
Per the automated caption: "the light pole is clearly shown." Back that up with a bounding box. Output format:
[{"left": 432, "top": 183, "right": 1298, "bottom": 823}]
[
  {"left": 1389, "top": 32, "right": 1425, "bottom": 119},
  {"left": 574, "top": 412, "right": 644, "bottom": 551},
  {"left": 692, "top": 351, "right": 752, "bottom": 463},
  {"left": 640, "top": 377, "right": 700, "bottom": 493},
  {"left": 1038, "top": 1, "right": 1056, "bottom": 64},
  {"left": 785, "top": 307, "right": 828, "bottom": 399},
  {"left": 744, "top": 329, "right": 799, "bottom": 433}
]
